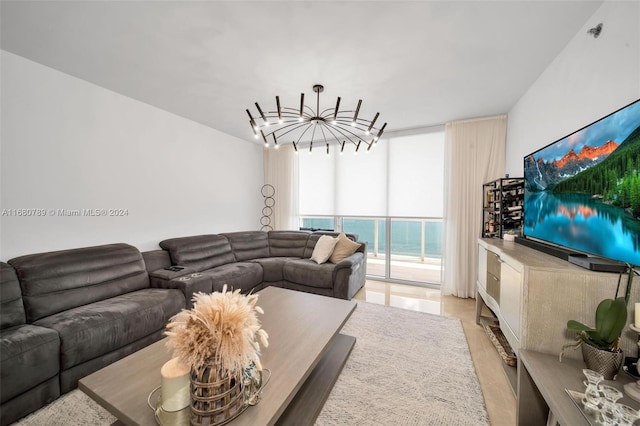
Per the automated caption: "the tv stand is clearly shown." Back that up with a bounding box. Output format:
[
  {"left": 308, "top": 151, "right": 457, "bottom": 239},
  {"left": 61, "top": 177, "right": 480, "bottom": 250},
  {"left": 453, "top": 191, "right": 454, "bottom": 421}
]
[
  {"left": 567, "top": 253, "right": 627, "bottom": 273},
  {"left": 477, "top": 238, "right": 639, "bottom": 363}
]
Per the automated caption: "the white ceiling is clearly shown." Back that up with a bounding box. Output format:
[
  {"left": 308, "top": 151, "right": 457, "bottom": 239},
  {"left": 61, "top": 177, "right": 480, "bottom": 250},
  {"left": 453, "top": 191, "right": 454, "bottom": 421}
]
[{"left": 1, "top": 1, "right": 603, "bottom": 144}]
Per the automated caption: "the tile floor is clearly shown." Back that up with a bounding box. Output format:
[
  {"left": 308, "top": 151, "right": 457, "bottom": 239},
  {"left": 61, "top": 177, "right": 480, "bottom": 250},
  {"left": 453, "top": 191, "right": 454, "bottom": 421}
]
[{"left": 354, "top": 280, "right": 516, "bottom": 426}]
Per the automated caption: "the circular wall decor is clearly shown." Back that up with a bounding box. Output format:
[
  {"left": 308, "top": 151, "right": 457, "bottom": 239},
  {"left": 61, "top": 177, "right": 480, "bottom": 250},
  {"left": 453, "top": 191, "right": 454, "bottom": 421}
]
[
  {"left": 260, "top": 184, "right": 275, "bottom": 231},
  {"left": 261, "top": 184, "right": 275, "bottom": 198}
]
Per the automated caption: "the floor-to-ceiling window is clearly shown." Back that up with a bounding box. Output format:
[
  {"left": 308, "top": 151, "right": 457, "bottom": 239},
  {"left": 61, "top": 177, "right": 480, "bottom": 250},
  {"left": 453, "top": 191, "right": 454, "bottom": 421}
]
[{"left": 299, "top": 127, "right": 444, "bottom": 287}]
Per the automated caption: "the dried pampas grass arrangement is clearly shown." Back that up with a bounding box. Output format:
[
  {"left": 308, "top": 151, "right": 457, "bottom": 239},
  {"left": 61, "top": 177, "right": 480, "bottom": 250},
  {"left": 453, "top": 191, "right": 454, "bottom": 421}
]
[{"left": 165, "top": 285, "right": 269, "bottom": 377}]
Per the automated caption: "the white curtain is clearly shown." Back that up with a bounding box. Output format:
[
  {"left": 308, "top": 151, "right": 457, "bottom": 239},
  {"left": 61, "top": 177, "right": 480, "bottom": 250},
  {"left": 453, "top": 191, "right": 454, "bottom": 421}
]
[
  {"left": 263, "top": 145, "right": 299, "bottom": 230},
  {"left": 442, "top": 116, "right": 506, "bottom": 298}
]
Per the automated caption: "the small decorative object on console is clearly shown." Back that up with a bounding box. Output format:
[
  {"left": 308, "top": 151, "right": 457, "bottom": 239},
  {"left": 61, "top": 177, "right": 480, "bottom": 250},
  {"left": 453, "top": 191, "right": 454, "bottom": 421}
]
[{"left": 165, "top": 285, "right": 269, "bottom": 426}]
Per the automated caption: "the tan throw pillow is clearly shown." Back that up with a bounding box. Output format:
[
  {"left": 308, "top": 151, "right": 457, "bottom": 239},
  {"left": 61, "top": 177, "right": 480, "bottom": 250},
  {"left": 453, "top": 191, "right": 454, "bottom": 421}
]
[
  {"left": 330, "top": 233, "right": 361, "bottom": 263},
  {"left": 310, "top": 235, "right": 339, "bottom": 264}
]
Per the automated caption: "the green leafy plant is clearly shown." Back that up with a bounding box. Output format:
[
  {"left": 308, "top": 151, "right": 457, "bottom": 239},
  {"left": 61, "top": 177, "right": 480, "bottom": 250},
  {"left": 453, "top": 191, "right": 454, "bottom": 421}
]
[
  {"left": 567, "top": 297, "right": 627, "bottom": 351},
  {"left": 565, "top": 264, "right": 635, "bottom": 353}
]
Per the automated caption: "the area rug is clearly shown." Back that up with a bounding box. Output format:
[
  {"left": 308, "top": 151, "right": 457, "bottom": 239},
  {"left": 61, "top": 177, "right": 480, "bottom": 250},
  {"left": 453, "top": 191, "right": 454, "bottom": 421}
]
[
  {"left": 315, "top": 301, "right": 488, "bottom": 426},
  {"left": 15, "top": 301, "right": 488, "bottom": 426}
]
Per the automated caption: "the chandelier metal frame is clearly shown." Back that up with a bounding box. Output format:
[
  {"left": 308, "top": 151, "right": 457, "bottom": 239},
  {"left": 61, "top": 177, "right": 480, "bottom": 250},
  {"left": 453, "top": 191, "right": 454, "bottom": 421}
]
[{"left": 246, "top": 84, "right": 387, "bottom": 154}]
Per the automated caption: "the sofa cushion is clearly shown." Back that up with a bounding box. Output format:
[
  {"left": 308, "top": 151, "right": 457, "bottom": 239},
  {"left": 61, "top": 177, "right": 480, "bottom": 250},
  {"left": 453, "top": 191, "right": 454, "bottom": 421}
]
[
  {"left": 221, "top": 231, "right": 269, "bottom": 261},
  {"left": 330, "top": 233, "right": 362, "bottom": 264},
  {"left": 0, "top": 324, "right": 60, "bottom": 403},
  {"left": 250, "top": 257, "right": 300, "bottom": 282},
  {"left": 0, "top": 262, "right": 25, "bottom": 329},
  {"left": 311, "top": 235, "right": 339, "bottom": 264},
  {"left": 268, "top": 231, "right": 310, "bottom": 257},
  {"left": 34, "top": 288, "right": 184, "bottom": 370},
  {"left": 283, "top": 259, "right": 335, "bottom": 289},
  {"left": 9, "top": 243, "right": 150, "bottom": 323},
  {"left": 303, "top": 232, "right": 359, "bottom": 258},
  {"left": 160, "top": 235, "right": 236, "bottom": 271},
  {"left": 202, "top": 262, "right": 263, "bottom": 293},
  {"left": 142, "top": 250, "right": 172, "bottom": 273}
]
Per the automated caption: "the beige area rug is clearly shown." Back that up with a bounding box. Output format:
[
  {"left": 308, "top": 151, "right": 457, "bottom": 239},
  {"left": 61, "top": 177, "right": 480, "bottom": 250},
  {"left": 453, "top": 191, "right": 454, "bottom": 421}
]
[{"left": 15, "top": 301, "right": 488, "bottom": 426}]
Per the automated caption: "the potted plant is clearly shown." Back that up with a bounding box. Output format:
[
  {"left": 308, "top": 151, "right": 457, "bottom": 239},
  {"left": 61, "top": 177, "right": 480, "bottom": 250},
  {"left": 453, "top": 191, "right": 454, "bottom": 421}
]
[
  {"left": 563, "top": 264, "right": 635, "bottom": 379},
  {"left": 165, "top": 285, "right": 269, "bottom": 425}
]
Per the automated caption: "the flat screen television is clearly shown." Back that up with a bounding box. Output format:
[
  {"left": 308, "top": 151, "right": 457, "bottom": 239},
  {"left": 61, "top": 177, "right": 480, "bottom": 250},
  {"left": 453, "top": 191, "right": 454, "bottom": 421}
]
[{"left": 523, "top": 98, "right": 640, "bottom": 267}]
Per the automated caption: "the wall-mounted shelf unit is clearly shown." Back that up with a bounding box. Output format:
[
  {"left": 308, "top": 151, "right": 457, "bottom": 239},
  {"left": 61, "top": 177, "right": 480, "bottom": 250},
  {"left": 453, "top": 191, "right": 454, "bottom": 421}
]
[{"left": 482, "top": 178, "right": 524, "bottom": 239}]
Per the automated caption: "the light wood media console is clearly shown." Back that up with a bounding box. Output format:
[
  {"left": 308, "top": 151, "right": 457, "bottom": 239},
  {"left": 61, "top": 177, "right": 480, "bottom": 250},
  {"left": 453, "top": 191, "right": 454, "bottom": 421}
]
[{"left": 476, "top": 238, "right": 640, "bottom": 394}]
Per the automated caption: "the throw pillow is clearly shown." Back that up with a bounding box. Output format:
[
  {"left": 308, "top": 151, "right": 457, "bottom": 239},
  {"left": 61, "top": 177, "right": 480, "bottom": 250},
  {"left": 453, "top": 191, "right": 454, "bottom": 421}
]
[
  {"left": 330, "top": 233, "right": 361, "bottom": 263},
  {"left": 310, "top": 235, "right": 339, "bottom": 264}
]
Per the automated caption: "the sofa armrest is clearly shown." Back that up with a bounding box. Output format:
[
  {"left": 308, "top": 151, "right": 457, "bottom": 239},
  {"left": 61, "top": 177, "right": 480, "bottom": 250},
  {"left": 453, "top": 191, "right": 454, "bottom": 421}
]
[
  {"left": 332, "top": 250, "right": 367, "bottom": 300},
  {"left": 333, "top": 251, "right": 364, "bottom": 271},
  {"left": 150, "top": 271, "right": 212, "bottom": 309}
]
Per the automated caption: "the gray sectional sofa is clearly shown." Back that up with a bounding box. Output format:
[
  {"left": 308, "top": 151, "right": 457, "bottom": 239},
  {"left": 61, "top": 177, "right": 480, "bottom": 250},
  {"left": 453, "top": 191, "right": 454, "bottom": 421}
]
[
  {"left": 1, "top": 244, "right": 186, "bottom": 425},
  {"left": 154, "top": 230, "right": 366, "bottom": 301},
  {"left": 0, "top": 230, "right": 366, "bottom": 425}
]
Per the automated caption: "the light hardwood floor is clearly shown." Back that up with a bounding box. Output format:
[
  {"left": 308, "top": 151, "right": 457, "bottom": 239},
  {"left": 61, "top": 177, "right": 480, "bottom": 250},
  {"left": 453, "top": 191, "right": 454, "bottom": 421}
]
[{"left": 354, "top": 280, "right": 516, "bottom": 426}]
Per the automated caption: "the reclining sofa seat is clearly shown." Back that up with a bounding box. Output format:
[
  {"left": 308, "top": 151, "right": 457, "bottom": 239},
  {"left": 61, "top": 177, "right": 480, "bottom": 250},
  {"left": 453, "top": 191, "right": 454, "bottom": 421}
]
[
  {"left": 0, "top": 263, "right": 60, "bottom": 426},
  {"left": 248, "top": 230, "right": 311, "bottom": 284},
  {"left": 282, "top": 232, "right": 367, "bottom": 299},
  {"left": 159, "top": 234, "right": 264, "bottom": 294},
  {"left": 7, "top": 243, "right": 186, "bottom": 395}
]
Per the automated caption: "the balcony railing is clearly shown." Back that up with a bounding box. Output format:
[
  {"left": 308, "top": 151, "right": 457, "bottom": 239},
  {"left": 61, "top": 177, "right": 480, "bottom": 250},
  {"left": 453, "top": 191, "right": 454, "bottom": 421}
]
[{"left": 300, "top": 216, "right": 443, "bottom": 287}]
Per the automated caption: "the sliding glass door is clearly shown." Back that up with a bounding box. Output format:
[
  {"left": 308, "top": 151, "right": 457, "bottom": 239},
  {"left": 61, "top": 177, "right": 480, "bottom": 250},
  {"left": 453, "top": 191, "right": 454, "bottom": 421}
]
[{"left": 298, "top": 127, "right": 445, "bottom": 287}]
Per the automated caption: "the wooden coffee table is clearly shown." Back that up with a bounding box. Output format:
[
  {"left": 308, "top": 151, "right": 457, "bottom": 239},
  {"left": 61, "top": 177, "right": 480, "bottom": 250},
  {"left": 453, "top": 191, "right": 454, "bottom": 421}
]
[{"left": 79, "top": 287, "right": 357, "bottom": 425}]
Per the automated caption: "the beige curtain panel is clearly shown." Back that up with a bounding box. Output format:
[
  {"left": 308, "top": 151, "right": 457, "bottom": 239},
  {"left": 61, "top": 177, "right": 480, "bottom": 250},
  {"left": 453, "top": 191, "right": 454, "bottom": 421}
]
[{"left": 442, "top": 115, "right": 506, "bottom": 298}]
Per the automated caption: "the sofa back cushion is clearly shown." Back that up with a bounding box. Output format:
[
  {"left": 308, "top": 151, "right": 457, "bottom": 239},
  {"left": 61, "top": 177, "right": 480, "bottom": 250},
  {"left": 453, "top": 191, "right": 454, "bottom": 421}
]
[
  {"left": 268, "top": 231, "right": 310, "bottom": 257},
  {"left": 221, "top": 231, "right": 269, "bottom": 261},
  {"left": 0, "top": 262, "right": 26, "bottom": 329},
  {"left": 159, "top": 235, "right": 236, "bottom": 271},
  {"left": 9, "top": 243, "right": 149, "bottom": 323},
  {"left": 142, "top": 250, "right": 172, "bottom": 273}
]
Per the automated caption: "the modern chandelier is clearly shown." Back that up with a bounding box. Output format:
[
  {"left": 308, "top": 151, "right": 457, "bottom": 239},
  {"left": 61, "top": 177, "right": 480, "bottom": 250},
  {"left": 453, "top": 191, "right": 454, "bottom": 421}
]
[{"left": 246, "top": 84, "right": 387, "bottom": 154}]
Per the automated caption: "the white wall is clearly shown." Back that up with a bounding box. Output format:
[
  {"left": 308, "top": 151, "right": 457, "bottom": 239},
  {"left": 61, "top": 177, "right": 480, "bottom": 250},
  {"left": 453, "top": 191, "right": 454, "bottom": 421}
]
[
  {"left": 1, "top": 51, "right": 264, "bottom": 260},
  {"left": 506, "top": 1, "right": 640, "bottom": 176}
]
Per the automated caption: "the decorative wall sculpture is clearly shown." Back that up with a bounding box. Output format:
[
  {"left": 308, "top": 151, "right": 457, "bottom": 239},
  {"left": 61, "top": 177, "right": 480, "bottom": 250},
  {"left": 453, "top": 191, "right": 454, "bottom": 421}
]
[{"left": 260, "top": 184, "right": 275, "bottom": 231}]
